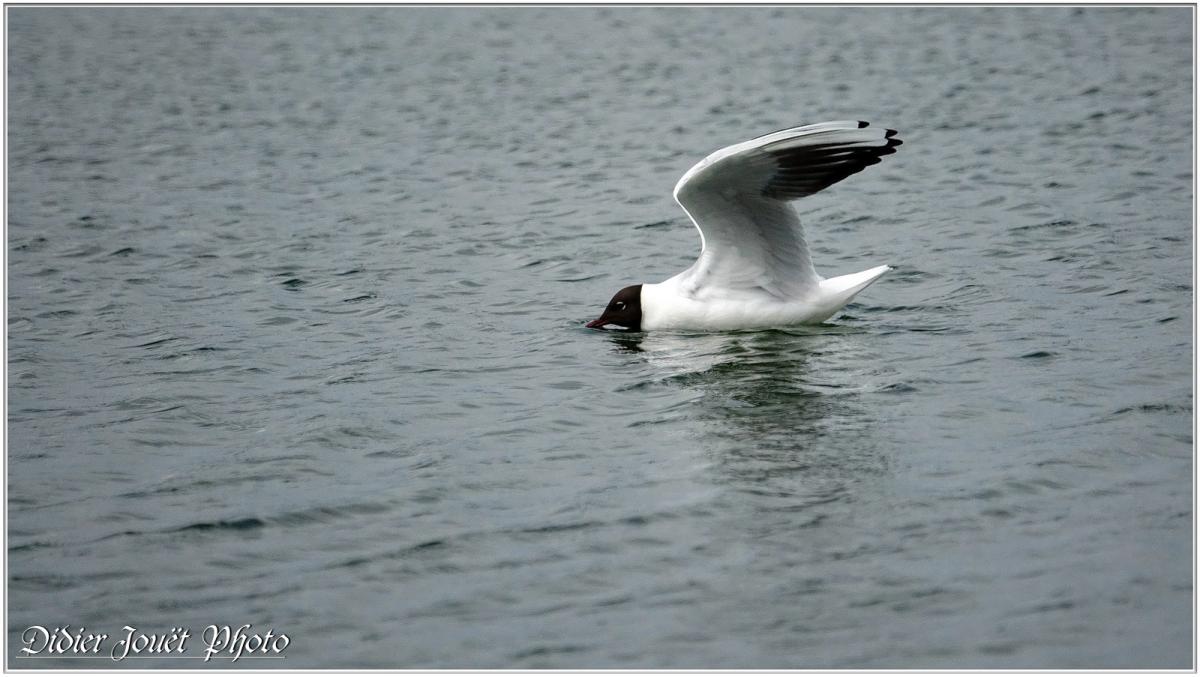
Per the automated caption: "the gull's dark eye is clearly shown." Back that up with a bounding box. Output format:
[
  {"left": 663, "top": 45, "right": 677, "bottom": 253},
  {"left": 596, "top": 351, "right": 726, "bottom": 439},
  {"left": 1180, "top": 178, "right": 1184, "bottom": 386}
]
[{"left": 614, "top": 301, "right": 626, "bottom": 310}]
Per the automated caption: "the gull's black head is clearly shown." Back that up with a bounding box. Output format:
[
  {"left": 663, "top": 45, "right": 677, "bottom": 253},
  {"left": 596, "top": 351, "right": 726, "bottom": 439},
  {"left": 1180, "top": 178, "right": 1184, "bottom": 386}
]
[{"left": 586, "top": 284, "right": 642, "bottom": 331}]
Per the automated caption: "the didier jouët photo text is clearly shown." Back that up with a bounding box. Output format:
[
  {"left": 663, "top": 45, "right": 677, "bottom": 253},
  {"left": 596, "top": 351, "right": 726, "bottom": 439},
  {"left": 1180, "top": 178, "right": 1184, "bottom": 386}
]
[{"left": 19, "top": 624, "right": 289, "bottom": 662}]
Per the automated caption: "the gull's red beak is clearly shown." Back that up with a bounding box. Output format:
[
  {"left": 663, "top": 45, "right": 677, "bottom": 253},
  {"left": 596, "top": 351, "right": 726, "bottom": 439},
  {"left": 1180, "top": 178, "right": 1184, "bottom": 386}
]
[{"left": 585, "top": 318, "right": 607, "bottom": 329}]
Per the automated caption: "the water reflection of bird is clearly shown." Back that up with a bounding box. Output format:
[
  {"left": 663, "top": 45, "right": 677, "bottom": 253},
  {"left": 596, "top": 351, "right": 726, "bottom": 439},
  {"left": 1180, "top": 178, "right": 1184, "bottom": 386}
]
[
  {"left": 609, "top": 330, "right": 888, "bottom": 506},
  {"left": 610, "top": 329, "right": 863, "bottom": 438}
]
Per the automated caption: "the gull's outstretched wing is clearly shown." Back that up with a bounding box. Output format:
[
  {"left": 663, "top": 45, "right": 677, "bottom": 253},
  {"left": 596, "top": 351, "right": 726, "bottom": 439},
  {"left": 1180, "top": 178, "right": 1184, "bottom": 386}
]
[{"left": 671, "top": 121, "right": 902, "bottom": 299}]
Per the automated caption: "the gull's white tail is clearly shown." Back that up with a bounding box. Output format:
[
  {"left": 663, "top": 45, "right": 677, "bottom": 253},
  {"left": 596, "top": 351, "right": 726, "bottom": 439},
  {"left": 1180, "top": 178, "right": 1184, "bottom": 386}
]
[{"left": 820, "top": 265, "right": 893, "bottom": 309}]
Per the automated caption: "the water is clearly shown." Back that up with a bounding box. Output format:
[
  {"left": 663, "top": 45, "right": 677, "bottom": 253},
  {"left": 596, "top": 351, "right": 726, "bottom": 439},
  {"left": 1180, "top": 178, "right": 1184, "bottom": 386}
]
[{"left": 7, "top": 7, "right": 1193, "bottom": 669}]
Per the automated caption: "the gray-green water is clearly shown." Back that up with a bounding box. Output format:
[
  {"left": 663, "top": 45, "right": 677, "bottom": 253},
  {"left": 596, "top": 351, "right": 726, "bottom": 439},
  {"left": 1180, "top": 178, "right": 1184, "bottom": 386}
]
[{"left": 7, "top": 7, "right": 1193, "bottom": 669}]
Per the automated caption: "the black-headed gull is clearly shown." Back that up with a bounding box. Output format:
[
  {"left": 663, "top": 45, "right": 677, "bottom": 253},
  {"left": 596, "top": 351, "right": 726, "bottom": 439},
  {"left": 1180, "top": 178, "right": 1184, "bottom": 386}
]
[{"left": 586, "top": 121, "right": 902, "bottom": 332}]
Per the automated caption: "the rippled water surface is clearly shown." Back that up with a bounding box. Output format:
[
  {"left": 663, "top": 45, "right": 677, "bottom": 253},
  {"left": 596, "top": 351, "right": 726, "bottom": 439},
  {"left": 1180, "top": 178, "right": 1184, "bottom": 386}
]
[{"left": 7, "top": 7, "right": 1193, "bottom": 669}]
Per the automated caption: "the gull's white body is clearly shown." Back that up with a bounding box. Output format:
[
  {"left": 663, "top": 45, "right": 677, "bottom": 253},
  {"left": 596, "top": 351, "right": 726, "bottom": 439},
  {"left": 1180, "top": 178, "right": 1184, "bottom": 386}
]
[
  {"left": 641, "top": 264, "right": 893, "bottom": 331},
  {"left": 634, "top": 120, "right": 902, "bottom": 332}
]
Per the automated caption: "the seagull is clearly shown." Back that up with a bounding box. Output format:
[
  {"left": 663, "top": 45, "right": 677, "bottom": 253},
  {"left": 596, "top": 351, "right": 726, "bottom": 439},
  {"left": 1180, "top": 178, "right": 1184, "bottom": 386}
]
[{"left": 585, "top": 120, "right": 902, "bottom": 332}]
